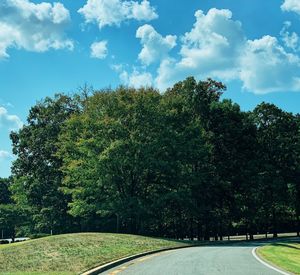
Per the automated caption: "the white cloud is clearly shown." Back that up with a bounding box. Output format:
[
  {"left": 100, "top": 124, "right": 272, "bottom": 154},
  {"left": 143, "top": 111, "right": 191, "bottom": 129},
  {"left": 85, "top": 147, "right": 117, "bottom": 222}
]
[
  {"left": 120, "top": 69, "right": 153, "bottom": 88},
  {"left": 281, "top": 0, "right": 300, "bottom": 15},
  {"left": 180, "top": 9, "right": 244, "bottom": 72},
  {"left": 0, "top": 150, "right": 11, "bottom": 160},
  {"left": 111, "top": 8, "right": 300, "bottom": 94},
  {"left": 136, "top": 24, "right": 177, "bottom": 65},
  {"left": 155, "top": 58, "right": 181, "bottom": 91},
  {"left": 155, "top": 8, "right": 245, "bottom": 90},
  {"left": 240, "top": 35, "right": 300, "bottom": 94},
  {"left": 153, "top": 9, "right": 300, "bottom": 93},
  {"left": 78, "top": 0, "right": 158, "bottom": 29},
  {"left": 0, "top": 107, "right": 23, "bottom": 130},
  {"left": 0, "top": 0, "right": 73, "bottom": 58},
  {"left": 90, "top": 40, "right": 108, "bottom": 59},
  {"left": 280, "top": 21, "right": 300, "bottom": 52}
]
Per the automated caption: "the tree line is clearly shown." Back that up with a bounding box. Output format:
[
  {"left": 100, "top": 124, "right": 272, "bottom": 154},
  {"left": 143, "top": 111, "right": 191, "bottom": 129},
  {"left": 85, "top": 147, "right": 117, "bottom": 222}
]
[{"left": 1, "top": 77, "right": 300, "bottom": 241}]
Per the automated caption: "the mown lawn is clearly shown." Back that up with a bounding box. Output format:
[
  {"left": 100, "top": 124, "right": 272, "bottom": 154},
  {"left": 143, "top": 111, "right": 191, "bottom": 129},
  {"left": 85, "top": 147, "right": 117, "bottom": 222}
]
[
  {"left": 257, "top": 241, "right": 300, "bottom": 274},
  {"left": 0, "top": 233, "right": 191, "bottom": 274}
]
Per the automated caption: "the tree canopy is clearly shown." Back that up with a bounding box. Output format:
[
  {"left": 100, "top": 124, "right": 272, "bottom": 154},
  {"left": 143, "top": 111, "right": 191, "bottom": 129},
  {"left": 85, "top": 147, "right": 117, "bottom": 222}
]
[{"left": 4, "top": 77, "right": 300, "bottom": 240}]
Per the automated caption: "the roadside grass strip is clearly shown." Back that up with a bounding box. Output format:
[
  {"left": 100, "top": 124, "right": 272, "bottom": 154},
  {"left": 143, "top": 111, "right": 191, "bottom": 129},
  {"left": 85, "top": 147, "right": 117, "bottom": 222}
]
[{"left": 256, "top": 241, "right": 300, "bottom": 275}]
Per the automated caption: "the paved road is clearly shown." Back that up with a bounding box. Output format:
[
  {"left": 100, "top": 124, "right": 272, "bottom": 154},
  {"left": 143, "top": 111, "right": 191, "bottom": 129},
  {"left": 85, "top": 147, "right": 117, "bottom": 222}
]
[{"left": 102, "top": 242, "right": 287, "bottom": 275}]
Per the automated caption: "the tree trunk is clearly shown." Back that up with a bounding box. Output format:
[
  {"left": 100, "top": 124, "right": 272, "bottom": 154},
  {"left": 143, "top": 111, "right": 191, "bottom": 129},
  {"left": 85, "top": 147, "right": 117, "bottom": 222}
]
[
  {"left": 190, "top": 218, "right": 194, "bottom": 241},
  {"left": 272, "top": 208, "right": 278, "bottom": 238},
  {"left": 227, "top": 223, "right": 231, "bottom": 240},
  {"left": 203, "top": 219, "right": 210, "bottom": 241},
  {"left": 130, "top": 216, "right": 137, "bottom": 234},
  {"left": 219, "top": 222, "right": 223, "bottom": 241},
  {"left": 197, "top": 220, "right": 202, "bottom": 241},
  {"left": 296, "top": 215, "right": 300, "bottom": 237},
  {"left": 11, "top": 228, "right": 16, "bottom": 243},
  {"left": 248, "top": 223, "right": 254, "bottom": 240},
  {"left": 116, "top": 214, "right": 120, "bottom": 233}
]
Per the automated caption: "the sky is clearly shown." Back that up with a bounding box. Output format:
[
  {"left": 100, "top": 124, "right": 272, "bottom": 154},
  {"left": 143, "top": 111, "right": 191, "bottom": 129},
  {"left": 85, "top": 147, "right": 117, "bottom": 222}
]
[{"left": 1, "top": 0, "right": 300, "bottom": 177}]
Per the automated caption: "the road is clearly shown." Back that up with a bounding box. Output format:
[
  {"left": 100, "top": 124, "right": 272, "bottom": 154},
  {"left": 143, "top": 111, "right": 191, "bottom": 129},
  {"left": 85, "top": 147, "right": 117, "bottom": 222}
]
[{"left": 102, "top": 242, "right": 288, "bottom": 275}]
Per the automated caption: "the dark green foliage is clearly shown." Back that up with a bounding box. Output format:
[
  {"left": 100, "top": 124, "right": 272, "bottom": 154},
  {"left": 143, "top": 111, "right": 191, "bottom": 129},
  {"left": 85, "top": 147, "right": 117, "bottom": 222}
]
[
  {"left": 5, "top": 77, "right": 300, "bottom": 240},
  {"left": 10, "top": 94, "right": 81, "bottom": 234},
  {"left": 0, "top": 178, "right": 12, "bottom": 204},
  {"left": 0, "top": 204, "right": 28, "bottom": 241}
]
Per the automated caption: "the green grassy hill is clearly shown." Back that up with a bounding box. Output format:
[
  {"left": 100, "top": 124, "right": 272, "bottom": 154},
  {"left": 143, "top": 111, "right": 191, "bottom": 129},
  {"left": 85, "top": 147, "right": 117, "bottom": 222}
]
[{"left": 0, "top": 233, "right": 191, "bottom": 275}]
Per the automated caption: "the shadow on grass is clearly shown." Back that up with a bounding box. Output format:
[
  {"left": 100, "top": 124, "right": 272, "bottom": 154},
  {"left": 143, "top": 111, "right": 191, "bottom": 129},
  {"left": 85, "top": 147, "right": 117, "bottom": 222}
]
[
  {"left": 173, "top": 236, "right": 300, "bottom": 249},
  {"left": 269, "top": 242, "right": 300, "bottom": 250}
]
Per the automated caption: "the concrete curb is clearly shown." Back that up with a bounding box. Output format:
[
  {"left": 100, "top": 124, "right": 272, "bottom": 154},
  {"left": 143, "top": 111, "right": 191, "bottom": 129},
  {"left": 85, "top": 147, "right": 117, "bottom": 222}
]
[
  {"left": 252, "top": 247, "right": 293, "bottom": 275},
  {"left": 80, "top": 245, "right": 197, "bottom": 275}
]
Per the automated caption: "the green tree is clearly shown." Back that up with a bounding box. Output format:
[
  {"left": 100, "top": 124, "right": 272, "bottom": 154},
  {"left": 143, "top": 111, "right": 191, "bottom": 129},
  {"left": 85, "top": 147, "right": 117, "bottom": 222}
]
[
  {"left": 10, "top": 94, "right": 80, "bottom": 234},
  {"left": 0, "top": 204, "right": 27, "bottom": 241},
  {"left": 158, "top": 81, "right": 213, "bottom": 240},
  {"left": 252, "top": 103, "right": 298, "bottom": 237},
  {"left": 58, "top": 87, "right": 164, "bottom": 233},
  {"left": 287, "top": 114, "right": 300, "bottom": 237}
]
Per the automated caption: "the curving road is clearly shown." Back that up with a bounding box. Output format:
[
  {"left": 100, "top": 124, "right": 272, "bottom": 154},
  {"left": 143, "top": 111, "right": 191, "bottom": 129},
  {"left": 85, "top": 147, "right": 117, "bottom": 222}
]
[{"left": 102, "top": 242, "right": 289, "bottom": 275}]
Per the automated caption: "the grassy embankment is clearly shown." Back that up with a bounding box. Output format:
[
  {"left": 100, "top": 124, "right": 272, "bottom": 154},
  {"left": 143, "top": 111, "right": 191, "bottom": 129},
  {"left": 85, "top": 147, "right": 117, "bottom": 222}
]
[
  {"left": 257, "top": 241, "right": 300, "bottom": 274},
  {"left": 0, "top": 233, "right": 192, "bottom": 275}
]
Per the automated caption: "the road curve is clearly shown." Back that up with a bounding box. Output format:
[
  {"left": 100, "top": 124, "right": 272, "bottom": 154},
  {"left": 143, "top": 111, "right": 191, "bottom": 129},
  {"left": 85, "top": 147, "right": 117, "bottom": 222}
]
[{"left": 102, "top": 242, "right": 286, "bottom": 275}]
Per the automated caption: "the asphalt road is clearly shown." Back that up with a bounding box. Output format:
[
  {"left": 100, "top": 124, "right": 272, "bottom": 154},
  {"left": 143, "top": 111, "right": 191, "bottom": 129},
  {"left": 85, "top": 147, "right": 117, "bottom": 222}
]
[{"left": 102, "top": 242, "right": 286, "bottom": 275}]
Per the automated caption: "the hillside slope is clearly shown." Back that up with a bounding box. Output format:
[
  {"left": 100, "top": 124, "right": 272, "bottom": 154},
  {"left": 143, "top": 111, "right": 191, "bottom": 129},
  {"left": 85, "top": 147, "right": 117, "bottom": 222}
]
[{"left": 0, "top": 233, "right": 190, "bottom": 274}]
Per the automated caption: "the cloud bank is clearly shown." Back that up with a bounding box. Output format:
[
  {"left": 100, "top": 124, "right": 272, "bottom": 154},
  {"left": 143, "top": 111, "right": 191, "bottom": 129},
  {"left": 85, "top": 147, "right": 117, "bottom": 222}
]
[
  {"left": 120, "top": 8, "right": 300, "bottom": 94},
  {"left": 0, "top": 0, "right": 73, "bottom": 58},
  {"left": 281, "top": 0, "right": 300, "bottom": 15},
  {"left": 78, "top": 0, "right": 158, "bottom": 29}
]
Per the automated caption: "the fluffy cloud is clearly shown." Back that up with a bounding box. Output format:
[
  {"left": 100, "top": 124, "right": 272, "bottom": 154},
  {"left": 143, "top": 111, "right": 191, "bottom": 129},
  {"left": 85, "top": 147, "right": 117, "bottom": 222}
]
[
  {"left": 0, "top": 0, "right": 73, "bottom": 58},
  {"left": 90, "top": 40, "right": 108, "bottom": 59},
  {"left": 0, "top": 150, "right": 11, "bottom": 160},
  {"left": 180, "top": 9, "right": 244, "bottom": 72},
  {"left": 152, "top": 8, "right": 300, "bottom": 93},
  {"left": 112, "top": 8, "right": 300, "bottom": 94},
  {"left": 281, "top": 0, "right": 300, "bottom": 15},
  {"left": 120, "top": 69, "right": 153, "bottom": 88},
  {"left": 78, "top": 0, "right": 158, "bottom": 29},
  {"left": 0, "top": 107, "right": 23, "bottom": 130},
  {"left": 136, "top": 24, "right": 177, "bottom": 65},
  {"left": 155, "top": 8, "right": 245, "bottom": 90},
  {"left": 240, "top": 35, "right": 300, "bottom": 94}
]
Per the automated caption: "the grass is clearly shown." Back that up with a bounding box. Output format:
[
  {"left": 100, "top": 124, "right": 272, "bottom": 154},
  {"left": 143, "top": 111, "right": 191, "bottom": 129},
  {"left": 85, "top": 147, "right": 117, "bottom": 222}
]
[
  {"left": 0, "top": 233, "right": 192, "bottom": 274},
  {"left": 257, "top": 241, "right": 300, "bottom": 274}
]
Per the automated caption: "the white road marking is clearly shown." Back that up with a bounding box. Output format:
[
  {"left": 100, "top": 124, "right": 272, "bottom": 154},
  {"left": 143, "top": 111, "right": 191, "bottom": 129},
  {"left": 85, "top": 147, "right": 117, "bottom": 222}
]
[{"left": 251, "top": 247, "right": 291, "bottom": 275}]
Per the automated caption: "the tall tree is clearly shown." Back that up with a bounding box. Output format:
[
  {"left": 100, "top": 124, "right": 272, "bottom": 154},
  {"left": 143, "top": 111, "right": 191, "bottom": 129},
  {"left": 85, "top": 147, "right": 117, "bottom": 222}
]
[
  {"left": 252, "top": 103, "right": 298, "bottom": 237},
  {"left": 10, "top": 94, "right": 80, "bottom": 234},
  {"left": 58, "top": 87, "right": 165, "bottom": 233}
]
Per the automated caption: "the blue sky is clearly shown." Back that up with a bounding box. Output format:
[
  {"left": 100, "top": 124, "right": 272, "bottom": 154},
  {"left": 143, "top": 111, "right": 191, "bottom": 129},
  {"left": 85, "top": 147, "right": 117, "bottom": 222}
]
[{"left": 1, "top": 0, "right": 300, "bottom": 177}]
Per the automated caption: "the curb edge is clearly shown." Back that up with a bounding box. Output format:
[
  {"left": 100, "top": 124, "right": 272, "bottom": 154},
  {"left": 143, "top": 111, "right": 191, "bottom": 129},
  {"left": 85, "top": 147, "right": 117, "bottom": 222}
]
[{"left": 80, "top": 245, "right": 197, "bottom": 275}]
